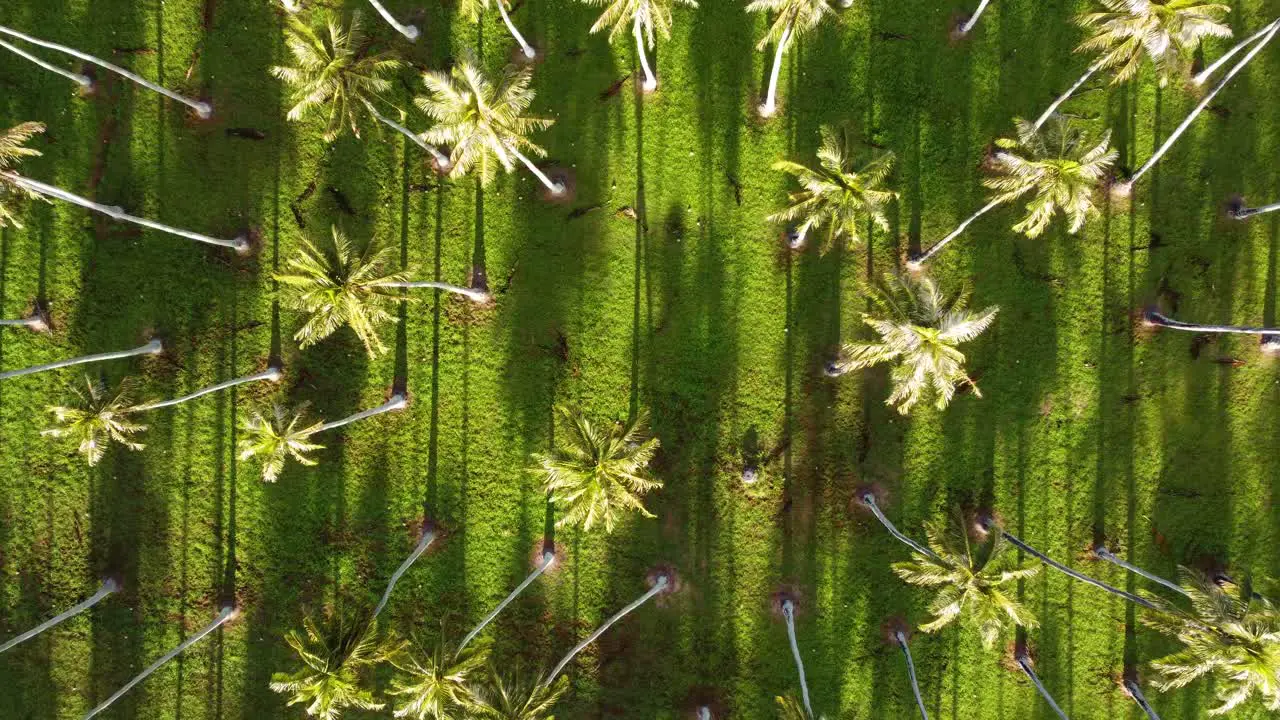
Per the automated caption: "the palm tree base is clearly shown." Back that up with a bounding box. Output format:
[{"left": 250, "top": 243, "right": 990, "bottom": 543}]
[
  {"left": 537, "top": 167, "right": 575, "bottom": 203},
  {"left": 1110, "top": 180, "right": 1134, "bottom": 201},
  {"left": 509, "top": 43, "right": 540, "bottom": 66},
  {"left": 1262, "top": 335, "right": 1280, "bottom": 355},
  {"left": 757, "top": 101, "right": 778, "bottom": 119}
]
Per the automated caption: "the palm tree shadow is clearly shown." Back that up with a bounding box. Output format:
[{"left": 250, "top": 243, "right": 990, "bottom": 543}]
[{"left": 423, "top": 186, "right": 445, "bottom": 521}]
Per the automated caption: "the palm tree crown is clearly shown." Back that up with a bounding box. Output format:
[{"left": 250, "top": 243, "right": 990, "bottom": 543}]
[
  {"left": 0, "top": 121, "right": 46, "bottom": 228},
  {"left": 389, "top": 638, "right": 489, "bottom": 720},
  {"left": 581, "top": 0, "right": 697, "bottom": 45},
  {"left": 1076, "top": 0, "right": 1233, "bottom": 85},
  {"left": 1144, "top": 568, "right": 1280, "bottom": 715},
  {"left": 273, "top": 11, "right": 403, "bottom": 142},
  {"left": 533, "top": 407, "right": 662, "bottom": 534},
  {"left": 269, "top": 614, "right": 393, "bottom": 720},
  {"left": 467, "top": 668, "right": 568, "bottom": 720},
  {"left": 238, "top": 403, "right": 325, "bottom": 482},
  {"left": 770, "top": 126, "right": 897, "bottom": 250},
  {"left": 746, "top": 0, "right": 833, "bottom": 49},
  {"left": 984, "top": 115, "right": 1116, "bottom": 239},
  {"left": 892, "top": 515, "right": 1040, "bottom": 648},
  {"left": 834, "top": 273, "right": 998, "bottom": 415},
  {"left": 416, "top": 57, "right": 553, "bottom": 186},
  {"left": 276, "top": 225, "right": 411, "bottom": 356},
  {"left": 42, "top": 376, "right": 146, "bottom": 465}
]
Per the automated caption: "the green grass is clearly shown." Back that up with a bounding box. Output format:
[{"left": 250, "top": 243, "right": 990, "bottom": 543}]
[{"left": 1, "top": 0, "right": 1279, "bottom": 718}]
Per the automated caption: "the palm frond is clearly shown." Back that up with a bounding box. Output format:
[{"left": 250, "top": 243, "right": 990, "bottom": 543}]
[{"left": 43, "top": 376, "right": 148, "bottom": 465}]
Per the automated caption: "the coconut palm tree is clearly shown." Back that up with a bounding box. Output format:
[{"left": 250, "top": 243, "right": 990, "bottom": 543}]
[
  {"left": 40, "top": 376, "right": 147, "bottom": 465},
  {"left": 276, "top": 226, "right": 485, "bottom": 357},
  {"left": 273, "top": 12, "right": 449, "bottom": 166},
  {"left": 373, "top": 529, "right": 438, "bottom": 620},
  {"left": 270, "top": 613, "right": 395, "bottom": 719},
  {"left": 956, "top": 0, "right": 993, "bottom": 36},
  {"left": 532, "top": 406, "right": 662, "bottom": 534},
  {"left": 468, "top": 667, "right": 569, "bottom": 720},
  {"left": 891, "top": 515, "right": 1040, "bottom": 649},
  {"left": 1033, "top": 0, "right": 1233, "bottom": 130},
  {"left": 0, "top": 578, "right": 119, "bottom": 654},
  {"left": 1144, "top": 568, "right": 1280, "bottom": 715},
  {"left": 86, "top": 604, "right": 238, "bottom": 719},
  {"left": 458, "top": 550, "right": 557, "bottom": 652},
  {"left": 389, "top": 635, "right": 487, "bottom": 719},
  {"left": 459, "top": 0, "right": 537, "bottom": 59},
  {"left": 578, "top": 0, "right": 699, "bottom": 92},
  {"left": 416, "top": 57, "right": 561, "bottom": 194},
  {"left": 1230, "top": 198, "right": 1280, "bottom": 220},
  {"left": 769, "top": 126, "right": 896, "bottom": 251},
  {"left": 746, "top": 0, "right": 833, "bottom": 118},
  {"left": 828, "top": 273, "right": 998, "bottom": 415},
  {"left": 1, "top": 339, "right": 160, "bottom": 383},
  {"left": 0, "top": 123, "right": 247, "bottom": 251},
  {"left": 0, "top": 24, "right": 212, "bottom": 116},
  {"left": 779, "top": 598, "right": 815, "bottom": 719},
  {"left": 1015, "top": 647, "right": 1070, "bottom": 720},
  {"left": 238, "top": 395, "right": 408, "bottom": 481},
  {"left": 544, "top": 573, "right": 670, "bottom": 685},
  {"left": 912, "top": 116, "right": 1115, "bottom": 267},
  {"left": 891, "top": 629, "right": 929, "bottom": 720},
  {"left": 1142, "top": 309, "right": 1280, "bottom": 352}
]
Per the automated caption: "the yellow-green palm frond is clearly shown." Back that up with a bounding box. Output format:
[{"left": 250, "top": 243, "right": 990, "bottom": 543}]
[
  {"left": 238, "top": 402, "right": 325, "bottom": 482},
  {"left": 984, "top": 115, "right": 1116, "bottom": 239},
  {"left": 769, "top": 125, "right": 897, "bottom": 251},
  {"left": 532, "top": 406, "right": 662, "bottom": 534},
  {"left": 42, "top": 376, "right": 148, "bottom": 466},
  {"left": 270, "top": 613, "right": 395, "bottom": 720},
  {"left": 389, "top": 638, "right": 489, "bottom": 720},
  {"left": 834, "top": 273, "right": 998, "bottom": 415},
  {"left": 275, "top": 225, "right": 411, "bottom": 356},
  {"left": 1076, "top": 0, "right": 1232, "bottom": 84},
  {"left": 416, "top": 56, "right": 553, "bottom": 187},
  {"left": 466, "top": 666, "right": 568, "bottom": 720},
  {"left": 0, "top": 121, "right": 48, "bottom": 228},
  {"left": 746, "top": 0, "right": 834, "bottom": 50},
  {"left": 580, "top": 0, "right": 699, "bottom": 46},
  {"left": 273, "top": 10, "right": 402, "bottom": 142}
]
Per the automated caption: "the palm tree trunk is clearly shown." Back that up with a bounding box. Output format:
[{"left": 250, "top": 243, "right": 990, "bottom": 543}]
[
  {"left": 909, "top": 197, "right": 1004, "bottom": 269},
  {"left": 1092, "top": 546, "right": 1187, "bottom": 598},
  {"left": 958, "top": 0, "right": 993, "bottom": 35},
  {"left": 496, "top": 1, "right": 536, "bottom": 59},
  {"left": 371, "top": 530, "right": 437, "bottom": 620},
  {"left": 364, "top": 0, "right": 419, "bottom": 41},
  {"left": 696, "top": 707, "right": 712, "bottom": 720},
  {"left": 861, "top": 494, "right": 940, "bottom": 562},
  {"left": 1194, "top": 19, "right": 1280, "bottom": 86},
  {"left": 1121, "top": 20, "right": 1280, "bottom": 192},
  {"left": 1124, "top": 679, "right": 1162, "bottom": 720},
  {"left": 1032, "top": 61, "right": 1102, "bottom": 132},
  {"left": 0, "top": 578, "right": 118, "bottom": 654},
  {"left": 759, "top": 25, "right": 792, "bottom": 117},
  {"left": 3, "top": 173, "right": 248, "bottom": 253},
  {"left": 0, "top": 315, "right": 44, "bottom": 330},
  {"left": 780, "top": 600, "right": 814, "bottom": 718},
  {"left": 364, "top": 103, "right": 451, "bottom": 170},
  {"left": 0, "top": 338, "right": 161, "bottom": 381},
  {"left": 634, "top": 17, "right": 657, "bottom": 92},
  {"left": 457, "top": 551, "right": 556, "bottom": 652},
  {"left": 998, "top": 529, "right": 1157, "bottom": 610},
  {"left": 280, "top": 0, "right": 301, "bottom": 12},
  {"left": 83, "top": 605, "right": 236, "bottom": 720},
  {"left": 133, "top": 367, "right": 282, "bottom": 412},
  {"left": 0, "top": 37, "right": 91, "bottom": 88},
  {"left": 1231, "top": 199, "right": 1280, "bottom": 220},
  {"left": 1144, "top": 309, "right": 1280, "bottom": 339},
  {"left": 0, "top": 24, "right": 211, "bottom": 117},
  {"left": 1016, "top": 654, "right": 1069, "bottom": 720},
  {"left": 369, "top": 280, "right": 489, "bottom": 302},
  {"left": 895, "top": 631, "right": 929, "bottom": 720},
  {"left": 507, "top": 145, "right": 564, "bottom": 195},
  {"left": 545, "top": 575, "right": 668, "bottom": 685},
  {"left": 313, "top": 394, "right": 408, "bottom": 434}
]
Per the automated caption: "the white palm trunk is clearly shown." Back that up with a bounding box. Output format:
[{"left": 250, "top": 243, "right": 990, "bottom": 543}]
[
  {"left": 0, "top": 578, "right": 118, "bottom": 654},
  {"left": 895, "top": 631, "right": 929, "bottom": 720},
  {"left": 365, "top": 0, "right": 420, "bottom": 41},
  {"left": 364, "top": 103, "right": 451, "bottom": 170},
  {"left": 697, "top": 708, "right": 712, "bottom": 720},
  {"left": 1016, "top": 654, "right": 1069, "bottom": 720},
  {"left": 370, "top": 280, "right": 489, "bottom": 302},
  {"left": 279, "top": 0, "right": 301, "bottom": 12},
  {"left": 1092, "top": 546, "right": 1186, "bottom": 598},
  {"left": 1032, "top": 61, "right": 1103, "bottom": 132},
  {"left": 458, "top": 551, "right": 556, "bottom": 652},
  {"left": 1144, "top": 309, "right": 1280, "bottom": 342},
  {"left": 0, "top": 24, "right": 211, "bottom": 117},
  {"left": 909, "top": 197, "right": 1004, "bottom": 270},
  {"left": 1194, "top": 19, "right": 1280, "bottom": 86},
  {"left": 861, "top": 493, "right": 940, "bottom": 562},
  {"left": 313, "top": 394, "right": 408, "bottom": 434},
  {"left": 782, "top": 599, "right": 814, "bottom": 719},
  {"left": 545, "top": 575, "right": 668, "bottom": 685},
  {"left": 133, "top": 367, "right": 282, "bottom": 412},
  {"left": 0, "top": 338, "right": 161, "bottom": 381},
  {"left": 371, "top": 530, "right": 437, "bottom": 620},
  {"left": 1124, "top": 678, "right": 1162, "bottom": 720},
  {"left": 1118, "top": 20, "right": 1280, "bottom": 194},
  {"left": 759, "top": 25, "right": 792, "bottom": 118},
  {"left": 3, "top": 173, "right": 249, "bottom": 253},
  {"left": 1231, "top": 199, "right": 1280, "bottom": 220},
  {"left": 958, "top": 0, "right": 993, "bottom": 35},
  {"left": 497, "top": 1, "right": 536, "bottom": 59},
  {"left": 995, "top": 526, "right": 1157, "bottom": 610},
  {"left": 0, "top": 37, "right": 91, "bottom": 88},
  {"left": 634, "top": 17, "right": 657, "bottom": 92},
  {"left": 83, "top": 605, "right": 237, "bottom": 720},
  {"left": 0, "top": 313, "right": 47, "bottom": 331},
  {"left": 507, "top": 145, "right": 564, "bottom": 195}
]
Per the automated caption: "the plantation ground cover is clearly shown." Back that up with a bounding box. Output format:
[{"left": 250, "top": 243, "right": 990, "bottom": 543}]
[{"left": 1, "top": 0, "right": 1278, "bottom": 717}]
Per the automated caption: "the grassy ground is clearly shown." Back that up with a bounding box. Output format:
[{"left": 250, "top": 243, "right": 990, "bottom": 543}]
[{"left": 1, "top": 0, "right": 1278, "bottom": 717}]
